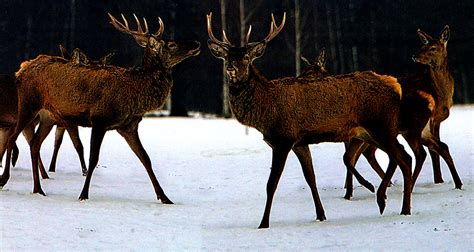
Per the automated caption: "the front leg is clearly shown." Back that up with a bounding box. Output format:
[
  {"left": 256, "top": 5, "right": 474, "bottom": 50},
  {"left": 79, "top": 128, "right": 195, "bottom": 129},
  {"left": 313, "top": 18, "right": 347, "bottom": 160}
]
[
  {"left": 293, "top": 145, "right": 326, "bottom": 221},
  {"left": 258, "top": 140, "right": 292, "bottom": 229},
  {"left": 429, "top": 121, "right": 443, "bottom": 183},
  {"left": 117, "top": 123, "right": 173, "bottom": 204}
]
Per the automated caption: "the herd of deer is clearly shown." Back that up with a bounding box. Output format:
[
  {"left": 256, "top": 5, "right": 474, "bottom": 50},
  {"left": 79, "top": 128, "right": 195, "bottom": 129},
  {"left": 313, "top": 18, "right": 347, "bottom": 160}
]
[{"left": 0, "top": 12, "right": 462, "bottom": 228}]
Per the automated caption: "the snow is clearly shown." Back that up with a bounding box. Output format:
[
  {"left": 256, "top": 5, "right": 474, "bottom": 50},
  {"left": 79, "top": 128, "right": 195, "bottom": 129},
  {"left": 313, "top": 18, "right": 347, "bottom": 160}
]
[{"left": 1, "top": 105, "right": 473, "bottom": 251}]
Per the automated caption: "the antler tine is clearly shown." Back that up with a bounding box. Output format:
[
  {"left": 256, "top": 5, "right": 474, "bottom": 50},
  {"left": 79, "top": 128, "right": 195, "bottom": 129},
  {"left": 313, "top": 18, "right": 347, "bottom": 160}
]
[
  {"left": 153, "top": 17, "right": 165, "bottom": 38},
  {"left": 133, "top": 14, "right": 143, "bottom": 33},
  {"left": 300, "top": 55, "right": 312, "bottom": 66},
  {"left": 121, "top": 14, "right": 130, "bottom": 30},
  {"left": 222, "top": 30, "right": 231, "bottom": 44},
  {"left": 245, "top": 25, "right": 252, "bottom": 44},
  {"left": 206, "top": 12, "right": 229, "bottom": 46},
  {"left": 264, "top": 12, "right": 286, "bottom": 43},
  {"left": 108, "top": 13, "right": 149, "bottom": 37},
  {"left": 143, "top": 17, "right": 149, "bottom": 34}
]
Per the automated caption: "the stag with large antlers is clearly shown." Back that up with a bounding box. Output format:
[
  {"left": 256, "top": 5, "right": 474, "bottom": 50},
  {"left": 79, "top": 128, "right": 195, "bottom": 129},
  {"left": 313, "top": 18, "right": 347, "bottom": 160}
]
[
  {"left": 207, "top": 12, "right": 413, "bottom": 228},
  {"left": 1, "top": 13, "right": 200, "bottom": 203}
]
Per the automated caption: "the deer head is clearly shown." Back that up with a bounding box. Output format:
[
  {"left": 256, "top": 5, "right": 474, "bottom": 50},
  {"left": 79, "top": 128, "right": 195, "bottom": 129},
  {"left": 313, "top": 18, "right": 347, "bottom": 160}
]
[
  {"left": 300, "top": 48, "right": 328, "bottom": 78},
  {"left": 412, "top": 25, "right": 449, "bottom": 69},
  {"left": 207, "top": 12, "right": 286, "bottom": 84},
  {"left": 109, "top": 13, "right": 200, "bottom": 69}
]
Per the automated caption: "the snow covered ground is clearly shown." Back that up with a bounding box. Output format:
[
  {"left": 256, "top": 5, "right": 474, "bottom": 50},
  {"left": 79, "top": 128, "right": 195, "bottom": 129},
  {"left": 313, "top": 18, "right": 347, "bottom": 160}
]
[{"left": 1, "top": 105, "right": 473, "bottom": 251}]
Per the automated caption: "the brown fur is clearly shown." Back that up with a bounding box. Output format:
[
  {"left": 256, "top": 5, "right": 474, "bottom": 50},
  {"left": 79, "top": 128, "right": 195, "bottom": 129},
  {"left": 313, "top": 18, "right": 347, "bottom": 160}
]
[
  {"left": 343, "top": 26, "right": 461, "bottom": 200},
  {"left": 208, "top": 16, "right": 413, "bottom": 227},
  {"left": 1, "top": 14, "right": 200, "bottom": 202},
  {"left": 0, "top": 73, "right": 87, "bottom": 177}
]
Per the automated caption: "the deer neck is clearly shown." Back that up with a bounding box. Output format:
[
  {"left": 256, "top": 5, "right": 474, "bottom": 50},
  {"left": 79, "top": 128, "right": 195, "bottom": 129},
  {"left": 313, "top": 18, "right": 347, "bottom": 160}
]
[
  {"left": 128, "top": 47, "right": 173, "bottom": 113},
  {"left": 428, "top": 59, "right": 454, "bottom": 116},
  {"left": 228, "top": 65, "right": 275, "bottom": 131},
  {"left": 142, "top": 47, "right": 170, "bottom": 74}
]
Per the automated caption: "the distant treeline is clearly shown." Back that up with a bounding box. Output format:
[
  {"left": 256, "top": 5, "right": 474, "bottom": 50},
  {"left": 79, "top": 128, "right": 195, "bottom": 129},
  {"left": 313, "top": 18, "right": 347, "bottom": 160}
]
[{"left": 0, "top": 0, "right": 472, "bottom": 115}]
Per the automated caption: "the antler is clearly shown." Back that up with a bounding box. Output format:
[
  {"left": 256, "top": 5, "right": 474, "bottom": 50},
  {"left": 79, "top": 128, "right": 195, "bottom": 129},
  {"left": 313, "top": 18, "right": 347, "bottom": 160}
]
[
  {"left": 263, "top": 13, "right": 286, "bottom": 43},
  {"left": 108, "top": 13, "right": 149, "bottom": 37},
  {"left": 207, "top": 12, "right": 231, "bottom": 46},
  {"left": 244, "top": 13, "right": 286, "bottom": 44},
  {"left": 153, "top": 17, "right": 165, "bottom": 38},
  {"left": 108, "top": 13, "right": 165, "bottom": 44}
]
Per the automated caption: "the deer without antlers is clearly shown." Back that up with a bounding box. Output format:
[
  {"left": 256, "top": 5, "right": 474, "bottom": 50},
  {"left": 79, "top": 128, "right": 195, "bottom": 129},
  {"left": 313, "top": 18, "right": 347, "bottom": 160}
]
[
  {"left": 207, "top": 12, "right": 413, "bottom": 228},
  {"left": 1, "top": 13, "right": 200, "bottom": 203},
  {"left": 343, "top": 26, "right": 461, "bottom": 199}
]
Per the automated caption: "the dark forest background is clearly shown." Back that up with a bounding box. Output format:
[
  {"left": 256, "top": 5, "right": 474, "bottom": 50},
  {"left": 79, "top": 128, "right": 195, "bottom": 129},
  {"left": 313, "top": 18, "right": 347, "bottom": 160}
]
[{"left": 0, "top": 0, "right": 473, "bottom": 116}]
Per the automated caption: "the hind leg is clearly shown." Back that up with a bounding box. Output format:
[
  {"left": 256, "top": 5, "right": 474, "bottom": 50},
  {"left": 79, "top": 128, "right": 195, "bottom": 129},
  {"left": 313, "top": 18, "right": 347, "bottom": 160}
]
[
  {"left": 0, "top": 129, "right": 8, "bottom": 167},
  {"left": 1, "top": 110, "right": 38, "bottom": 188},
  {"left": 48, "top": 126, "right": 65, "bottom": 173},
  {"left": 22, "top": 122, "right": 49, "bottom": 179},
  {"left": 343, "top": 139, "right": 375, "bottom": 200},
  {"left": 79, "top": 126, "right": 106, "bottom": 200},
  {"left": 377, "top": 142, "right": 413, "bottom": 215},
  {"left": 403, "top": 133, "right": 427, "bottom": 190},
  {"left": 423, "top": 137, "right": 462, "bottom": 189},
  {"left": 66, "top": 126, "right": 88, "bottom": 176},
  {"left": 30, "top": 118, "right": 56, "bottom": 195}
]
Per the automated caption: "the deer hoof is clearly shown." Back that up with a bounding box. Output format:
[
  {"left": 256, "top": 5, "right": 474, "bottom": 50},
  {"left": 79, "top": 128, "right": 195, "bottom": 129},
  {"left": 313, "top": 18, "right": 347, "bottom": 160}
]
[
  {"left": 33, "top": 188, "right": 46, "bottom": 196},
  {"left": 377, "top": 195, "right": 386, "bottom": 214}
]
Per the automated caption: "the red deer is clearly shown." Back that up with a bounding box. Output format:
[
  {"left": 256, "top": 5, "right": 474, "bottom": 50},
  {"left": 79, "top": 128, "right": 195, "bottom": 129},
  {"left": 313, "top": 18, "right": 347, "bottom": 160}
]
[
  {"left": 343, "top": 26, "right": 461, "bottom": 199},
  {"left": 207, "top": 12, "right": 413, "bottom": 228},
  {"left": 59, "top": 44, "right": 115, "bottom": 67},
  {"left": 0, "top": 74, "right": 86, "bottom": 177},
  {"left": 1, "top": 13, "right": 200, "bottom": 204},
  {"left": 299, "top": 48, "right": 328, "bottom": 79},
  {"left": 48, "top": 45, "right": 114, "bottom": 173}
]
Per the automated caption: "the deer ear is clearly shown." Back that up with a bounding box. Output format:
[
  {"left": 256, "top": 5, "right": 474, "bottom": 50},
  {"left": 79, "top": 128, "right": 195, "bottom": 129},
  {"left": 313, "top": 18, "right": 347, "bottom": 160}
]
[
  {"left": 300, "top": 55, "right": 311, "bottom": 66},
  {"left": 417, "top": 29, "right": 432, "bottom": 45},
  {"left": 440, "top": 25, "right": 450, "bottom": 44},
  {"left": 207, "top": 40, "right": 228, "bottom": 59},
  {"left": 317, "top": 48, "right": 327, "bottom": 68},
  {"left": 248, "top": 42, "right": 266, "bottom": 60}
]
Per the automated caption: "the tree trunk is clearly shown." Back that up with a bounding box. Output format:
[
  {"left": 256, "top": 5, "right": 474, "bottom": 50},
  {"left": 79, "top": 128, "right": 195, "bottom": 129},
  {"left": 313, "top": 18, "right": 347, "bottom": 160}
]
[{"left": 221, "top": 0, "right": 231, "bottom": 118}]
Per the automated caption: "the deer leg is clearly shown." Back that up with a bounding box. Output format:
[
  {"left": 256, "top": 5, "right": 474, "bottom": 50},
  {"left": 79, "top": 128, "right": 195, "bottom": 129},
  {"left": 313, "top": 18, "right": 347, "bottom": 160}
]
[
  {"left": 429, "top": 122, "right": 443, "bottom": 183},
  {"left": 293, "top": 145, "right": 326, "bottom": 221},
  {"left": 66, "top": 126, "right": 88, "bottom": 176},
  {"left": 22, "top": 123, "right": 49, "bottom": 179},
  {"left": 0, "top": 129, "right": 8, "bottom": 167},
  {"left": 79, "top": 126, "right": 106, "bottom": 201},
  {"left": 258, "top": 142, "right": 292, "bottom": 229},
  {"left": 376, "top": 157, "right": 397, "bottom": 214},
  {"left": 1, "top": 109, "right": 38, "bottom": 188},
  {"left": 117, "top": 126, "right": 173, "bottom": 204},
  {"left": 29, "top": 120, "right": 55, "bottom": 196},
  {"left": 343, "top": 139, "right": 374, "bottom": 200},
  {"left": 12, "top": 143, "right": 19, "bottom": 167},
  {"left": 362, "top": 145, "right": 387, "bottom": 181},
  {"left": 423, "top": 137, "right": 462, "bottom": 189},
  {"left": 377, "top": 142, "right": 413, "bottom": 215},
  {"left": 403, "top": 133, "right": 427, "bottom": 190},
  {"left": 48, "top": 127, "right": 65, "bottom": 173}
]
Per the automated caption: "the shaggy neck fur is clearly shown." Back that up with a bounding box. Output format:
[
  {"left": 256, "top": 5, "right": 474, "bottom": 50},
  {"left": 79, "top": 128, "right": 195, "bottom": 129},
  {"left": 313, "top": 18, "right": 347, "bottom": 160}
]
[{"left": 229, "top": 65, "right": 276, "bottom": 132}]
